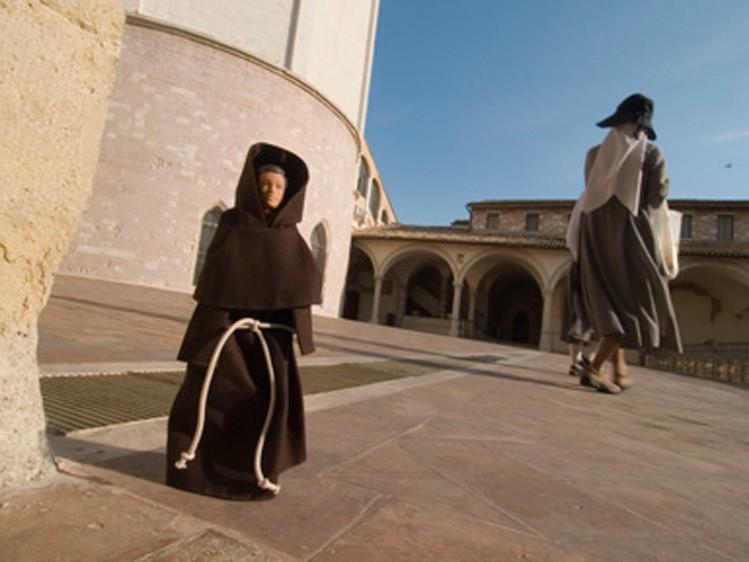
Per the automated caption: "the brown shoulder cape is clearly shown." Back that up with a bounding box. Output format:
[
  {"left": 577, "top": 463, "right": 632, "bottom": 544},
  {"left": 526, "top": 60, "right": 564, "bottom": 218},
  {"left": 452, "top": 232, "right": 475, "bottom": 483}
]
[{"left": 191, "top": 143, "right": 321, "bottom": 353}]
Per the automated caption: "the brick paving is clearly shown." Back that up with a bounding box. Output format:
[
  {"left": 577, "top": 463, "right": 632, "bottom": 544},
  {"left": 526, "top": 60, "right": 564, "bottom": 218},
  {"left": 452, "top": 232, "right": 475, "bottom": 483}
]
[{"left": 1, "top": 275, "right": 747, "bottom": 560}]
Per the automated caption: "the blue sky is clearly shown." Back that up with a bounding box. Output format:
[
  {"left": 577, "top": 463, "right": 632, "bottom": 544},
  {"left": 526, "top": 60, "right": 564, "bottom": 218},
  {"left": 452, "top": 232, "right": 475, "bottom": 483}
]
[{"left": 365, "top": 1, "right": 749, "bottom": 226}]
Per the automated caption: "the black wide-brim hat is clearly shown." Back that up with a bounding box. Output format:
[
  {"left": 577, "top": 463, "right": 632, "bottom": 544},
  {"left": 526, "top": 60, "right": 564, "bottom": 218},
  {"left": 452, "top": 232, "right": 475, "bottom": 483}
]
[{"left": 597, "top": 93, "right": 657, "bottom": 140}]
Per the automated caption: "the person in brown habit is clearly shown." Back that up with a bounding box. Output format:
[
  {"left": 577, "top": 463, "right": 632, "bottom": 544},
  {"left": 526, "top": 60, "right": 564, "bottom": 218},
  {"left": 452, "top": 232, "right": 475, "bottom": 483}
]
[{"left": 166, "top": 142, "right": 321, "bottom": 500}]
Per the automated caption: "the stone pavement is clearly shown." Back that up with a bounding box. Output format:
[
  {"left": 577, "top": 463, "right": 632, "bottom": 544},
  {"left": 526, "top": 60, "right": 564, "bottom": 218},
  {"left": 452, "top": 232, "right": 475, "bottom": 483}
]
[{"left": 2, "top": 275, "right": 748, "bottom": 560}]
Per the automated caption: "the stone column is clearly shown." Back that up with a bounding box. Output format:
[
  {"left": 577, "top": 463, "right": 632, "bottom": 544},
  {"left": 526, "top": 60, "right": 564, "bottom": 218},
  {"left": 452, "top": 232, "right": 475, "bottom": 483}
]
[
  {"left": 538, "top": 287, "right": 555, "bottom": 351},
  {"left": 0, "top": 1, "right": 124, "bottom": 489},
  {"left": 448, "top": 282, "right": 463, "bottom": 337},
  {"left": 369, "top": 275, "right": 383, "bottom": 324},
  {"left": 467, "top": 288, "right": 477, "bottom": 338}
]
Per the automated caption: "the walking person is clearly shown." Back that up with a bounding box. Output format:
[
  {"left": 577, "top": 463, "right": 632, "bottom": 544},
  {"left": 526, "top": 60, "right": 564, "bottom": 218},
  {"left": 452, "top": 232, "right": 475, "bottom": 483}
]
[
  {"left": 560, "top": 260, "right": 595, "bottom": 378},
  {"left": 560, "top": 259, "right": 629, "bottom": 387},
  {"left": 567, "top": 93, "right": 682, "bottom": 394},
  {"left": 166, "top": 142, "right": 321, "bottom": 499}
]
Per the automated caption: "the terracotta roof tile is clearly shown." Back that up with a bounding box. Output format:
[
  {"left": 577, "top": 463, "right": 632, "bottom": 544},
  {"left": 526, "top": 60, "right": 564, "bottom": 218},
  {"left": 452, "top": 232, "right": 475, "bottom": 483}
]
[{"left": 354, "top": 226, "right": 749, "bottom": 257}]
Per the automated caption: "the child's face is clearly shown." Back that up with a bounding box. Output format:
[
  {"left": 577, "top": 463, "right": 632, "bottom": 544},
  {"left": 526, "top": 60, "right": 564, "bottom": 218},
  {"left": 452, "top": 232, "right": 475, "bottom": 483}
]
[{"left": 258, "top": 171, "right": 287, "bottom": 211}]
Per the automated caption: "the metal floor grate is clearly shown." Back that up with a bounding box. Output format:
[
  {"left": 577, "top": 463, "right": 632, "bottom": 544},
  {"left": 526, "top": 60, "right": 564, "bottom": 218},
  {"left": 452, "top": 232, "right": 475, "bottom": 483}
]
[
  {"left": 40, "top": 359, "right": 440, "bottom": 435},
  {"left": 40, "top": 371, "right": 183, "bottom": 435}
]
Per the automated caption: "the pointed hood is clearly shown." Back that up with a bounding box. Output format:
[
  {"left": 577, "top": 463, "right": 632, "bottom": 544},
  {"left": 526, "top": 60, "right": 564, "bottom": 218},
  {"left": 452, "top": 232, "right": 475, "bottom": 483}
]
[
  {"left": 193, "top": 142, "right": 322, "bottom": 319},
  {"left": 235, "top": 143, "right": 310, "bottom": 226}
]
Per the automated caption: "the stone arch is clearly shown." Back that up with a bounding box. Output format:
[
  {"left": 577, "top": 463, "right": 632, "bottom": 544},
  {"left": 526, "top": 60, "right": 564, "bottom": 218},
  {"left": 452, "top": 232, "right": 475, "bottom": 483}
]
[
  {"left": 380, "top": 244, "right": 458, "bottom": 280},
  {"left": 678, "top": 261, "right": 749, "bottom": 287},
  {"left": 374, "top": 245, "right": 459, "bottom": 332},
  {"left": 462, "top": 248, "right": 547, "bottom": 291},
  {"left": 463, "top": 253, "right": 545, "bottom": 346},
  {"left": 548, "top": 259, "right": 574, "bottom": 292},
  {"left": 670, "top": 261, "right": 749, "bottom": 355},
  {"left": 485, "top": 266, "right": 543, "bottom": 346}
]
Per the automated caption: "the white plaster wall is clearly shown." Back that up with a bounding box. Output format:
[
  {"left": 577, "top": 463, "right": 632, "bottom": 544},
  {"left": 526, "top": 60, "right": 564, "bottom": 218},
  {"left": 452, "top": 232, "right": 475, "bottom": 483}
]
[
  {"left": 129, "top": 0, "right": 294, "bottom": 67},
  {"left": 124, "top": 0, "right": 379, "bottom": 130},
  {"left": 292, "top": 0, "right": 379, "bottom": 129}
]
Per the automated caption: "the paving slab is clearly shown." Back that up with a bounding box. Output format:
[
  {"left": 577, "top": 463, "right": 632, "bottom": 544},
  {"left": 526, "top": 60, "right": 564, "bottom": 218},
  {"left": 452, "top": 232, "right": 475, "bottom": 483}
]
[
  {"left": 32, "top": 359, "right": 749, "bottom": 561},
  {"left": 0, "top": 476, "right": 285, "bottom": 561},
  {"left": 2, "top": 275, "right": 746, "bottom": 561}
]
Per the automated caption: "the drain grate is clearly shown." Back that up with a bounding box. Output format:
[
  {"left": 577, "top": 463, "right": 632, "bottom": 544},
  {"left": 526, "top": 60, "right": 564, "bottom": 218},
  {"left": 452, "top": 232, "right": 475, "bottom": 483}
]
[
  {"left": 40, "top": 371, "right": 184, "bottom": 435},
  {"left": 40, "top": 360, "right": 437, "bottom": 435}
]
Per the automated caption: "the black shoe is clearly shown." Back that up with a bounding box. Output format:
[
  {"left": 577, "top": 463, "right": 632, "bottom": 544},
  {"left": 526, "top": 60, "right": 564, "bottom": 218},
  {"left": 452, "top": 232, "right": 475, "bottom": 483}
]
[{"left": 569, "top": 356, "right": 592, "bottom": 377}]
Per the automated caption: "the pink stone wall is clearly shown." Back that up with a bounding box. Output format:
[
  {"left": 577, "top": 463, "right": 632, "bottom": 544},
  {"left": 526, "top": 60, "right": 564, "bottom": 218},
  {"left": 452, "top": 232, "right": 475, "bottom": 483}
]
[{"left": 60, "top": 22, "right": 359, "bottom": 316}]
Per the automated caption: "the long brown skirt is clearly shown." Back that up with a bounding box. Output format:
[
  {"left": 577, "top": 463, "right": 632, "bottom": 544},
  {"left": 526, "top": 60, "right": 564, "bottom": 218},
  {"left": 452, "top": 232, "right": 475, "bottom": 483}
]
[{"left": 166, "top": 308, "right": 306, "bottom": 500}]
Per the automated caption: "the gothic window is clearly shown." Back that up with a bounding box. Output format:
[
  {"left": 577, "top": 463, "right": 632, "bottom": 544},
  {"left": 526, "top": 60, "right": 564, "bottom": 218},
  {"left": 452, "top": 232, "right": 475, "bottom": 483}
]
[
  {"left": 193, "top": 206, "right": 223, "bottom": 284},
  {"left": 311, "top": 222, "right": 328, "bottom": 280},
  {"left": 356, "top": 158, "right": 370, "bottom": 197},
  {"left": 368, "top": 180, "right": 381, "bottom": 218}
]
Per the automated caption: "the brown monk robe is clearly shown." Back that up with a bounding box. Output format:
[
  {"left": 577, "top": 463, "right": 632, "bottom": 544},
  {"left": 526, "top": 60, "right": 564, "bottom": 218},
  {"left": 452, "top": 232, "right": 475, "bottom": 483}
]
[{"left": 166, "top": 142, "right": 321, "bottom": 500}]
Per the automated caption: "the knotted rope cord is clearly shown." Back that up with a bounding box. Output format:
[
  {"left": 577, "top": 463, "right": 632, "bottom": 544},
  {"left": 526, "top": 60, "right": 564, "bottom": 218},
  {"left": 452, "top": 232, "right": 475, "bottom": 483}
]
[{"left": 174, "top": 317, "right": 294, "bottom": 495}]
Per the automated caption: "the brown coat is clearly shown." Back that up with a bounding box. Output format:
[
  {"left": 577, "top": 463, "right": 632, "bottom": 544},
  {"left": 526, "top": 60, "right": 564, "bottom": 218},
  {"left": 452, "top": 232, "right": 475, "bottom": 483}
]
[
  {"left": 167, "top": 143, "right": 321, "bottom": 500},
  {"left": 188, "top": 142, "right": 321, "bottom": 355}
]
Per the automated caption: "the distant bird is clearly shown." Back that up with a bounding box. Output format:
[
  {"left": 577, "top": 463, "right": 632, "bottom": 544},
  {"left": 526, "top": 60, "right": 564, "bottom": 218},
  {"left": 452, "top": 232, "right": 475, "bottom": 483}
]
[{"left": 724, "top": 163, "right": 733, "bottom": 168}]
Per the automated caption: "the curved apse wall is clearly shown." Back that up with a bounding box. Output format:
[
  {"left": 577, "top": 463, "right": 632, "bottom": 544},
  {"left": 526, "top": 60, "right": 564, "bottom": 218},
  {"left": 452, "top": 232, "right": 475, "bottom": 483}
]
[{"left": 60, "top": 5, "right": 380, "bottom": 317}]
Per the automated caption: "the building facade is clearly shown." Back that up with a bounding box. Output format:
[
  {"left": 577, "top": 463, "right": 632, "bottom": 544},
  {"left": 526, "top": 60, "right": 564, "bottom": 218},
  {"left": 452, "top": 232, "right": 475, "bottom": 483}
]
[
  {"left": 346, "top": 200, "right": 749, "bottom": 357},
  {"left": 53, "top": 3, "right": 748, "bottom": 359},
  {"left": 59, "top": 1, "right": 395, "bottom": 317}
]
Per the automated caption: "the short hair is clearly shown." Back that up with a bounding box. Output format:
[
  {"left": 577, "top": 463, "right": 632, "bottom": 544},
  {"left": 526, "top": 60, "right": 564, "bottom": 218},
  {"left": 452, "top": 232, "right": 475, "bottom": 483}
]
[{"left": 257, "top": 164, "right": 286, "bottom": 177}]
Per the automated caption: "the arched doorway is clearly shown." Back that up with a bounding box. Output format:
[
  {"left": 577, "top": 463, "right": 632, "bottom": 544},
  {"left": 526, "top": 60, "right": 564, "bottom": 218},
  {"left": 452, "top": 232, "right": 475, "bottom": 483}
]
[
  {"left": 670, "top": 264, "right": 749, "bottom": 357},
  {"left": 406, "top": 265, "right": 452, "bottom": 318},
  {"left": 483, "top": 266, "right": 543, "bottom": 346}
]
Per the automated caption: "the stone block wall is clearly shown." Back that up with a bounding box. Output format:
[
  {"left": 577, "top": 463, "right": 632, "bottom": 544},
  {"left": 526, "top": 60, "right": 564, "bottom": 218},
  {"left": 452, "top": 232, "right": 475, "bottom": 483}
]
[
  {"left": 470, "top": 207, "right": 570, "bottom": 236},
  {"left": 0, "top": 1, "right": 123, "bottom": 489},
  {"left": 59, "top": 21, "right": 358, "bottom": 317},
  {"left": 736, "top": 211, "right": 749, "bottom": 241},
  {"left": 684, "top": 208, "right": 749, "bottom": 242},
  {"left": 469, "top": 203, "right": 748, "bottom": 243}
]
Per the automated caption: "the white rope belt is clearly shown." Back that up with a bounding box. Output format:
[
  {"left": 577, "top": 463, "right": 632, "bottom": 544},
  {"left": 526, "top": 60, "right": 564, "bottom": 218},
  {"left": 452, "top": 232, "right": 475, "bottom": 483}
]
[{"left": 174, "top": 317, "right": 294, "bottom": 495}]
